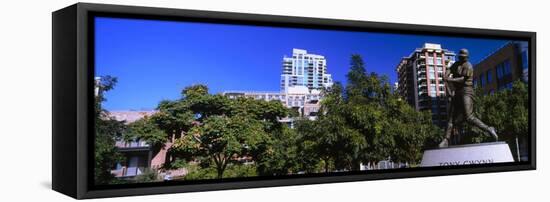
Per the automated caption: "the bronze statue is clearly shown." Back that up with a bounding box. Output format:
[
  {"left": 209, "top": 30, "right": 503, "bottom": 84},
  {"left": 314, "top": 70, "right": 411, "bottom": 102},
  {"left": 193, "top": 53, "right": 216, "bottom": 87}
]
[{"left": 439, "top": 49, "right": 498, "bottom": 148}]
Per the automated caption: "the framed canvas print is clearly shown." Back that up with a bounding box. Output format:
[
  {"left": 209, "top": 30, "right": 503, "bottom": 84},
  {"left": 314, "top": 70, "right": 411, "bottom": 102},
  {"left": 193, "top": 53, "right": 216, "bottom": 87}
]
[{"left": 52, "top": 3, "right": 536, "bottom": 199}]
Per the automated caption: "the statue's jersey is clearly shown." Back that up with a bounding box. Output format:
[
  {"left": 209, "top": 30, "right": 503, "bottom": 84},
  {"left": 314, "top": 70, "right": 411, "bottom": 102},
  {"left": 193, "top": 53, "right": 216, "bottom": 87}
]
[{"left": 449, "top": 61, "right": 474, "bottom": 95}]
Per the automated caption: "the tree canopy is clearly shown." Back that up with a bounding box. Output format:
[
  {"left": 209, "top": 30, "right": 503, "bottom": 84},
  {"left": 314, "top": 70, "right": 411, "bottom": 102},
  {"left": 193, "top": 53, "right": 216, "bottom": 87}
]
[
  {"left": 294, "top": 54, "right": 440, "bottom": 171},
  {"left": 94, "top": 76, "right": 126, "bottom": 185},
  {"left": 144, "top": 85, "right": 289, "bottom": 178}
]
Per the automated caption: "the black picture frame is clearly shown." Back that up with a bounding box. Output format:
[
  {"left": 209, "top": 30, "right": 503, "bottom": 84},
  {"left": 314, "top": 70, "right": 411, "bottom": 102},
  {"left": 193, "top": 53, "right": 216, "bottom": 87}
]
[{"left": 52, "top": 2, "right": 536, "bottom": 199}]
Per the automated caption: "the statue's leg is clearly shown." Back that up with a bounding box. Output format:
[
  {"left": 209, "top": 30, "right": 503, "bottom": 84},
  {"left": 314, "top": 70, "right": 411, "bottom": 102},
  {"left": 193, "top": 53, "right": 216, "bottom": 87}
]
[
  {"left": 439, "top": 94, "right": 456, "bottom": 148},
  {"left": 440, "top": 107, "right": 455, "bottom": 148},
  {"left": 439, "top": 122, "right": 453, "bottom": 148},
  {"left": 463, "top": 94, "right": 498, "bottom": 141},
  {"left": 456, "top": 125, "right": 464, "bottom": 145}
]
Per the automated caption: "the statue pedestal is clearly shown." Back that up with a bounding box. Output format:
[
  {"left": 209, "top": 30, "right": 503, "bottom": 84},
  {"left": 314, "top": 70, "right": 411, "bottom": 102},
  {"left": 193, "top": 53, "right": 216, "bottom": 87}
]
[{"left": 420, "top": 142, "right": 514, "bottom": 167}]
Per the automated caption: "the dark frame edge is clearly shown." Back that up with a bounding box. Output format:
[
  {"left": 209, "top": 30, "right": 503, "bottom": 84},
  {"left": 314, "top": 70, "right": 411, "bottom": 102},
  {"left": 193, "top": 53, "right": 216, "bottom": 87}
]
[
  {"left": 77, "top": 2, "right": 94, "bottom": 199},
  {"left": 529, "top": 32, "right": 536, "bottom": 170},
  {"left": 82, "top": 164, "right": 534, "bottom": 199},
  {"left": 52, "top": 3, "right": 79, "bottom": 199}
]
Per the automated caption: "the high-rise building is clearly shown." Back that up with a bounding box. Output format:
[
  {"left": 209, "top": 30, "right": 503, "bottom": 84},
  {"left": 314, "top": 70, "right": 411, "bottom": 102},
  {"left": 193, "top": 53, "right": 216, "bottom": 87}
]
[
  {"left": 396, "top": 43, "right": 456, "bottom": 127},
  {"left": 224, "top": 49, "right": 332, "bottom": 119},
  {"left": 473, "top": 41, "right": 529, "bottom": 94},
  {"left": 281, "top": 49, "right": 333, "bottom": 93}
]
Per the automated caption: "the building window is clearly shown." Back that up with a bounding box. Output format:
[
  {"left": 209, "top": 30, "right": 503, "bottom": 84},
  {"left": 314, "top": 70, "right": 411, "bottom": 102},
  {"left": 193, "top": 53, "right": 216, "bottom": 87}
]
[
  {"left": 432, "top": 105, "right": 439, "bottom": 113},
  {"left": 521, "top": 51, "right": 528, "bottom": 70},
  {"left": 479, "top": 73, "right": 485, "bottom": 87},
  {"left": 430, "top": 85, "right": 436, "bottom": 97},
  {"left": 429, "top": 72, "right": 435, "bottom": 80},
  {"left": 497, "top": 82, "right": 513, "bottom": 91},
  {"left": 486, "top": 69, "right": 493, "bottom": 83},
  {"left": 496, "top": 59, "right": 512, "bottom": 79},
  {"left": 427, "top": 57, "right": 434, "bottom": 65},
  {"left": 506, "top": 82, "right": 513, "bottom": 89},
  {"left": 504, "top": 60, "right": 511, "bottom": 75},
  {"left": 436, "top": 58, "right": 443, "bottom": 65}
]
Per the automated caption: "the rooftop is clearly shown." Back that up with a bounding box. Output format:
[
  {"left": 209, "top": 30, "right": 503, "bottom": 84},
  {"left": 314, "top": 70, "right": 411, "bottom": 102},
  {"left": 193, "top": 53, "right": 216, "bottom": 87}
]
[{"left": 108, "top": 110, "right": 157, "bottom": 123}]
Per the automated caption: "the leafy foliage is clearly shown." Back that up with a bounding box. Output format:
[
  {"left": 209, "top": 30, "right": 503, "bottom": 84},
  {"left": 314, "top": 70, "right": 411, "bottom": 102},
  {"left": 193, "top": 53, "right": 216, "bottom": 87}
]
[
  {"left": 255, "top": 125, "right": 302, "bottom": 175},
  {"left": 294, "top": 54, "right": 440, "bottom": 170},
  {"left": 469, "top": 80, "right": 528, "bottom": 157},
  {"left": 134, "top": 168, "right": 159, "bottom": 183},
  {"left": 172, "top": 115, "right": 269, "bottom": 178},
  {"left": 125, "top": 117, "right": 167, "bottom": 146},
  {"left": 473, "top": 81, "right": 528, "bottom": 138},
  {"left": 184, "top": 164, "right": 258, "bottom": 180},
  {"left": 153, "top": 85, "right": 288, "bottom": 178},
  {"left": 94, "top": 76, "right": 126, "bottom": 185}
]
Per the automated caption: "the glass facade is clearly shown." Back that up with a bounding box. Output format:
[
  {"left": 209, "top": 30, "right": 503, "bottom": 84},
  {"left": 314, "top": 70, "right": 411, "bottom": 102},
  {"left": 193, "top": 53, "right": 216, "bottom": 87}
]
[
  {"left": 486, "top": 69, "right": 493, "bottom": 83},
  {"left": 496, "top": 59, "right": 512, "bottom": 79},
  {"left": 521, "top": 51, "right": 528, "bottom": 70}
]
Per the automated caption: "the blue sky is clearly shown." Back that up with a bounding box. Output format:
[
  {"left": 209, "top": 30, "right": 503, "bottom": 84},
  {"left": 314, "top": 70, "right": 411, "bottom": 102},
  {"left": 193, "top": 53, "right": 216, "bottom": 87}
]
[{"left": 95, "top": 17, "right": 512, "bottom": 111}]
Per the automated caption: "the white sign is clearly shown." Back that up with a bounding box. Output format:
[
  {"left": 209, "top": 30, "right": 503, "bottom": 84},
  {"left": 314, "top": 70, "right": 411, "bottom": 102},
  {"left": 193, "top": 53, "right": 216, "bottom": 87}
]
[{"left": 421, "top": 142, "right": 514, "bottom": 167}]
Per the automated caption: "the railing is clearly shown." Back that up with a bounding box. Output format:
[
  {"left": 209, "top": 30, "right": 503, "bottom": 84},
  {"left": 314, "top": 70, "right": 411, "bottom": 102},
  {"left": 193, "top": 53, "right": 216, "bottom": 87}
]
[
  {"left": 112, "top": 166, "right": 148, "bottom": 177},
  {"left": 115, "top": 140, "right": 150, "bottom": 148}
]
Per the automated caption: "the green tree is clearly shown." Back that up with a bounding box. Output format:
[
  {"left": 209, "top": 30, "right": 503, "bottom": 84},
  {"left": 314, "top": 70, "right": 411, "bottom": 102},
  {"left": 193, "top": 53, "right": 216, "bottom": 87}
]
[
  {"left": 151, "top": 100, "right": 195, "bottom": 142},
  {"left": 473, "top": 80, "right": 528, "bottom": 160},
  {"left": 344, "top": 54, "right": 393, "bottom": 166},
  {"left": 172, "top": 115, "right": 269, "bottom": 178},
  {"left": 155, "top": 84, "right": 289, "bottom": 178},
  {"left": 345, "top": 54, "right": 438, "bottom": 166},
  {"left": 295, "top": 54, "right": 441, "bottom": 172},
  {"left": 228, "top": 97, "right": 298, "bottom": 176},
  {"left": 147, "top": 85, "right": 211, "bottom": 167},
  {"left": 254, "top": 125, "right": 301, "bottom": 175},
  {"left": 386, "top": 99, "right": 440, "bottom": 164},
  {"left": 230, "top": 97, "right": 288, "bottom": 132},
  {"left": 94, "top": 76, "right": 126, "bottom": 185},
  {"left": 125, "top": 116, "right": 167, "bottom": 146},
  {"left": 296, "top": 82, "right": 366, "bottom": 172}
]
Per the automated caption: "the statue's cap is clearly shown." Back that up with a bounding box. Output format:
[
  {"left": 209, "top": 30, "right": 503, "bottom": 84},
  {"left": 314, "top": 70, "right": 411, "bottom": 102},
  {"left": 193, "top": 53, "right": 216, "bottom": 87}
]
[{"left": 459, "top": 49, "right": 469, "bottom": 57}]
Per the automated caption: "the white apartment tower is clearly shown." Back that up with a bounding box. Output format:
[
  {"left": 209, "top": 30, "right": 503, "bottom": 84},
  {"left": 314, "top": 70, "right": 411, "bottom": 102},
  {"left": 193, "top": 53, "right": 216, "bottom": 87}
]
[
  {"left": 281, "top": 49, "right": 333, "bottom": 93},
  {"left": 224, "top": 49, "right": 333, "bottom": 119}
]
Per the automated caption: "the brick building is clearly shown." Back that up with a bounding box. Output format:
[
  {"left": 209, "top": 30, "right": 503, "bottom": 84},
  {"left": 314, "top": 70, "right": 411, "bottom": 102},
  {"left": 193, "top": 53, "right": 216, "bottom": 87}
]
[
  {"left": 396, "top": 43, "right": 456, "bottom": 127},
  {"left": 473, "top": 41, "right": 529, "bottom": 94},
  {"left": 108, "top": 110, "right": 187, "bottom": 179}
]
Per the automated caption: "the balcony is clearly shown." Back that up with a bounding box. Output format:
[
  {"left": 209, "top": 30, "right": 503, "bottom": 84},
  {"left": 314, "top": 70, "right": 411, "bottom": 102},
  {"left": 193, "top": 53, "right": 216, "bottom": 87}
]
[
  {"left": 115, "top": 140, "right": 150, "bottom": 151},
  {"left": 112, "top": 166, "right": 148, "bottom": 178}
]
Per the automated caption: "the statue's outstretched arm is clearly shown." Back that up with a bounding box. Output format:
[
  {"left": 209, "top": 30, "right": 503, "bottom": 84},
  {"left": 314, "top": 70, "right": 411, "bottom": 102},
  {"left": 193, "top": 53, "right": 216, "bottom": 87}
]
[{"left": 445, "top": 76, "right": 464, "bottom": 83}]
